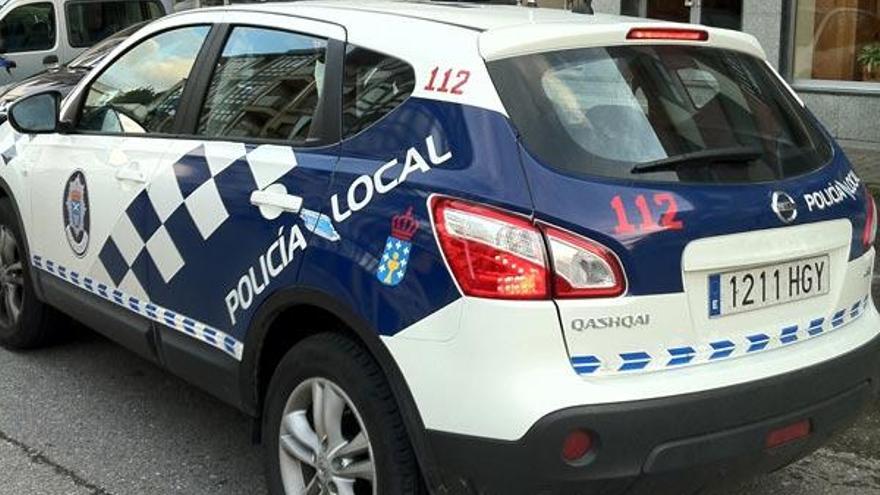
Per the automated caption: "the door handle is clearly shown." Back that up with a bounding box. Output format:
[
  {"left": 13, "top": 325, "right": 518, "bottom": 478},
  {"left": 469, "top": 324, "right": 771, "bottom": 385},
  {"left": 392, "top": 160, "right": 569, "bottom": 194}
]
[
  {"left": 42, "top": 55, "right": 58, "bottom": 66},
  {"left": 115, "top": 167, "right": 147, "bottom": 184},
  {"left": 250, "top": 189, "right": 303, "bottom": 214}
]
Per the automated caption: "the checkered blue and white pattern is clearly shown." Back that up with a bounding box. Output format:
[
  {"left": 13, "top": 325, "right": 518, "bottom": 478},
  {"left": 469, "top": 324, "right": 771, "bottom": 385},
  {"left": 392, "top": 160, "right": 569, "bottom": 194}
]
[
  {"left": 570, "top": 295, "right": 870, "bottom": 376},
  {"left": 96, "top": 141, "right": 298, "bottom": 292},
  {"left": 33, "top": 254, "right": 244, "bottom": 360},
  {"left": 0, "top": 130, "right": 31, "bottom": 165}
]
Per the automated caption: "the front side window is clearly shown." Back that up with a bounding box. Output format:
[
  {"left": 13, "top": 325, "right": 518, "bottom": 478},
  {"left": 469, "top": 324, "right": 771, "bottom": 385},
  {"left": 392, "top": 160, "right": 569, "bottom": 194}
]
[
  {"left": 341, "top": 46, "right": 415, "bottom": 138},
  {"left": 793, "top": 2, "right": 880, "bottom": 84},
  {"left": 78, "top": 25, "right": 209, "bottom": 134},
  {"left": 0, "top": 2, "right": 55, "bottom": 53},
  {"left": 66, "top": 0, "right": 163, "bottom": 48},
  {"left": 490, "top": 45, "right": 832, "bottom": 184},
  {"left": 196, "top": 26, "right": 328, "bottom": 144}
]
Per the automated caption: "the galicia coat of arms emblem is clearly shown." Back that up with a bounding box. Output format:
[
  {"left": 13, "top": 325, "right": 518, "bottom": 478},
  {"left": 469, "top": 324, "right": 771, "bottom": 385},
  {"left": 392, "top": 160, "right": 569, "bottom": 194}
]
[
  {"left": 376, "top": 207, "right": 419, "bottom": 287},
  {"left": 63, "top": 171, "right": 90, "bottom": 256}
]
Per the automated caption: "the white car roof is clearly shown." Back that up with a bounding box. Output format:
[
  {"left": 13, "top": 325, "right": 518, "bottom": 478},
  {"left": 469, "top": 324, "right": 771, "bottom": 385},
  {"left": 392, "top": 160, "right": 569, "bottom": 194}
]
[{"left": 230, "top": 0, "right": 766, "bottom": 61}]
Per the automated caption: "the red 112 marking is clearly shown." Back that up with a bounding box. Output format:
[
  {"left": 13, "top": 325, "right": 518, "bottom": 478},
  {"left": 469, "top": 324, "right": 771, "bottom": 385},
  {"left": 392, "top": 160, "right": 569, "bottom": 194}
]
[
  {"left": 424, "top": 67, "right": 471, "bottom": 95},
  {"left": 611, "top": 193, "right": 684, "bottom": 235}
]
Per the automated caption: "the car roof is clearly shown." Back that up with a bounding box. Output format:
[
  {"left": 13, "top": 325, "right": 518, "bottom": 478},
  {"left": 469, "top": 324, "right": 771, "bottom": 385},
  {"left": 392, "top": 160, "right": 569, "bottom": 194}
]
[
  {"left": 216, "top": 0, "right": 765, "bottom": 61},
  {"left": 254, "top": 0, "right": 636, "bottom": 31}
]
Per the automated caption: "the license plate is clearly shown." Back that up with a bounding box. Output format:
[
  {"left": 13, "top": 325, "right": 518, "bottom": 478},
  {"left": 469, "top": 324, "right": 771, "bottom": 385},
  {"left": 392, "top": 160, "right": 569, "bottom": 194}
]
[{"left": 708, "top": 255, "right": 830, "bottom": 317}]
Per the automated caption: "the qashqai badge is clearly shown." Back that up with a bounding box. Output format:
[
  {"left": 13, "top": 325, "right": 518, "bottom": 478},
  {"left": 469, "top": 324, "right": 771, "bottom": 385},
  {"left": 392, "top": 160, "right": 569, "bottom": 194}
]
[
  {"left": 63, "top": 170, "right": 90, "bottom": 256},
  {"left": 771, "top": 191, "right": 798, "bottom": 224}
]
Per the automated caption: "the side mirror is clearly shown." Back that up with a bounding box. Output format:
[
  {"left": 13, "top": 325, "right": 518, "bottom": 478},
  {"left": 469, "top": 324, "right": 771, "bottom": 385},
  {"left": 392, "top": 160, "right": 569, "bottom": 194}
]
[{"left": 8, "top": 91, "right": 60, "bottom": 134}]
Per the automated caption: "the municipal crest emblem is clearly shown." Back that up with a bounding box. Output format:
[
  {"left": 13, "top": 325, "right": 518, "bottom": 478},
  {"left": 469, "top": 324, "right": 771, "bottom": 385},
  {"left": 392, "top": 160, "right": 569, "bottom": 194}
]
[
  {"left": 63, "top": 171, "right": 90, "bottom": 256},
  {"left": 376, "top": 207, "right": 419, "bottom": 287}
]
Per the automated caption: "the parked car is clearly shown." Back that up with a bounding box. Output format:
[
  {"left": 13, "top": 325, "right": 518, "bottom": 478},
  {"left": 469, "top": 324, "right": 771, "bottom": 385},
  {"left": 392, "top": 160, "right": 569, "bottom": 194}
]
[
  {"left": 0, "top": 3, "right": 878, "bottom": 494},
  {"left": 0, "top": 0, "right": 166, "bottom": 83},
  {"left": 0, "top": 21, "right": 146, "bottom": 123}
]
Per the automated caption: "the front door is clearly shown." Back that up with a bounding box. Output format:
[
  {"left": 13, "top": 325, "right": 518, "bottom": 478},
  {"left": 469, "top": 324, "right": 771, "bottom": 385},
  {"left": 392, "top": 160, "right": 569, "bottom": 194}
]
[{"left": 25, "top": 23, "right": 212, "bottom": 357}]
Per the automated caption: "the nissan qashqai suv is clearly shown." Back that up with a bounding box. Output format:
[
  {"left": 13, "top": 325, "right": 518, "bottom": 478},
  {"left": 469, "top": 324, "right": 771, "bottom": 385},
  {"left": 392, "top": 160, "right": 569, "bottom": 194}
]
[{"left": 0, "top": 2, "right": 877, "bottom": 494}]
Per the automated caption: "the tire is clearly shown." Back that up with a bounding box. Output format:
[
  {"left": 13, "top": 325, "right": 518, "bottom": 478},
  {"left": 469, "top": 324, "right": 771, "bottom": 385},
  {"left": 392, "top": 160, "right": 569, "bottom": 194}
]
[
  {"left": 0, "top": 197, "right": 60, "bottom": 349},
  {"left": 263, "top": 332, "right": 423, "bottom": 495}
]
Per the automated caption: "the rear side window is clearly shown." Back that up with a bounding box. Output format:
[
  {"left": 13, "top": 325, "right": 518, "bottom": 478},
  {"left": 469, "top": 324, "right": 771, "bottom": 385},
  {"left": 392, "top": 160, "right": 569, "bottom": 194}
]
[
  {"left": 78, "top": 25, "right": 210, "bottom": 134},
  {"left": 490, "top": 46, "right": 832, "bottom": 184},
  {"left": 342, "top": 46, "right": 415, "bottom": 138},
  {"left": 0, "top": 2, "right": 55, "bottom": 53},
  {"left": 66, "top": 0, "right": 163, "bottom": 48},
  {"left": 196, "top": 26, "right": 328, "bottom": 144}
]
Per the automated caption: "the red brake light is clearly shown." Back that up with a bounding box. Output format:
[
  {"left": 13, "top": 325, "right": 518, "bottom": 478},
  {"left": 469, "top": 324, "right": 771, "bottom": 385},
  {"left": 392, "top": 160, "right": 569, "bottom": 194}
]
[
  {"left": 863, "top": 190, "right": 877, "bottom": 248},
  {"left": 430, "top": 197, "right": 627, "bottom": 300},
  {"left": 431, "top": 197, "right": 549, "bottom": 299},
  {"left": 627, "top": 28, "right": 709, "bottom": 42},
  {"left": 543, "top": 226, "right": 626, "bottom": 298}
]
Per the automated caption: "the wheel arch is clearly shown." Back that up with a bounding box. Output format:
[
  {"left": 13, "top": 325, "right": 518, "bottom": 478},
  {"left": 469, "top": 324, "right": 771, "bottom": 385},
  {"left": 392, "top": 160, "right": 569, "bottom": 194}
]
[
  {"left": 240, "top": 287, "right": 442, "bottom": 489},
  {"left": 0, "top": 174, "right": 45, "bottom": 301}
]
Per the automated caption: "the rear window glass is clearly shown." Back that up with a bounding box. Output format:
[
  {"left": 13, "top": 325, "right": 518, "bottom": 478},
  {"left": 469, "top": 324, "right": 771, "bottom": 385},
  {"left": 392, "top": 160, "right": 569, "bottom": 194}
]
[{"left": 489, "top": 46, "right": 832, "bottom": 184}]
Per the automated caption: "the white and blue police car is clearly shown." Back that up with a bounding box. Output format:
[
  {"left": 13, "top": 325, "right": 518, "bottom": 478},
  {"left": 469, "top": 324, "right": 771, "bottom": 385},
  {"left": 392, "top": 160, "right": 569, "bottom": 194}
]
[{"left": 0, "top": 2, "right": 876, "bottom": 494}]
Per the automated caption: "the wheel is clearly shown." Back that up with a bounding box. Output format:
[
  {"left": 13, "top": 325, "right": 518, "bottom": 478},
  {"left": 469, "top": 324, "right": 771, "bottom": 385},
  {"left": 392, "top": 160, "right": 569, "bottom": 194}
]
[
  {"left": 263, "top": 333, "right": 423, "bottom": 495},
  {"left": 0, "top": 197, "right": 60, "bottom": 349}
]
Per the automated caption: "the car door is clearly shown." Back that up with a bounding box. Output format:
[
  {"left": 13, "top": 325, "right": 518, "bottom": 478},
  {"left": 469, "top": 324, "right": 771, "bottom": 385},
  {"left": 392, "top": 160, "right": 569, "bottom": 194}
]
[
  {"left": 0, "top": 0, "right": 60, "bottom": 81},
  {"left": 134, "top": 17, "right": 344, "bottom": 364},
  {"left": 25, "top": 19, "right": 217, "bottom": 357}
]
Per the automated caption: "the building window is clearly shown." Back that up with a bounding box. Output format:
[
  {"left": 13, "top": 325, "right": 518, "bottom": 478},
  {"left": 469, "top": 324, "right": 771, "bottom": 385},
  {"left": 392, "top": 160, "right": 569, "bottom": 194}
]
[{"left": 793, "top": 1, "right": 880, "bottom": 83}]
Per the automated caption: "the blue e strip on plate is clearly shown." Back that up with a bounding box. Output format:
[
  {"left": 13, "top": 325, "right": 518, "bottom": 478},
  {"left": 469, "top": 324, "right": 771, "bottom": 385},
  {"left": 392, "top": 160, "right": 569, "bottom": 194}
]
[{"left": 708, "top": 273, "right": 721, "bottom": 318}]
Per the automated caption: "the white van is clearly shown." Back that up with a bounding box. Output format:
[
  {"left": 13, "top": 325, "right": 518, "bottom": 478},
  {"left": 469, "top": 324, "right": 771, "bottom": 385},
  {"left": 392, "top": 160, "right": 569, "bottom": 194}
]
[{"left": 0, "top": 0, "right": 167, "bottom": 82}]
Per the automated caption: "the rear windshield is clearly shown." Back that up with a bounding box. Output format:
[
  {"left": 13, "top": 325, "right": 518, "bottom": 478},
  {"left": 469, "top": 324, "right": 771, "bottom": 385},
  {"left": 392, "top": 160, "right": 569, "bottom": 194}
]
[{"left": 489, "top": 46, "right": 832, "bottom": 183}]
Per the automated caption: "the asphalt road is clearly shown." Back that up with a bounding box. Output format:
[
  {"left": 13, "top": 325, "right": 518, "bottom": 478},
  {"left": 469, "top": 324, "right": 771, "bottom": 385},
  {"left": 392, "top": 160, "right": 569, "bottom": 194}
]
[{"left": 0, "top": 316, "right": 879, "bottom": 495}]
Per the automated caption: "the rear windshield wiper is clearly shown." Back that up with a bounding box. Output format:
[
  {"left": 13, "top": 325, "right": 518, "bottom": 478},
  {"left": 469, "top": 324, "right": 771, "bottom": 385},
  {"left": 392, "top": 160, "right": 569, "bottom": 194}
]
[{"left": 630, "top": 147, "right": 763, "bottom": 174}]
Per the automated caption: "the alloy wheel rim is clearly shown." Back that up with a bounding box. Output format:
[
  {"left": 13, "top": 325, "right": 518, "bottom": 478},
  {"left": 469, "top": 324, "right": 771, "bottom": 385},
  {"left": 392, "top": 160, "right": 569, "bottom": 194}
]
[
  {"left": 0, "top": 225, "right": 23, "bottom": 328},
  {"left": 279, "top": 377, "right": 376, "bottom": 495}
]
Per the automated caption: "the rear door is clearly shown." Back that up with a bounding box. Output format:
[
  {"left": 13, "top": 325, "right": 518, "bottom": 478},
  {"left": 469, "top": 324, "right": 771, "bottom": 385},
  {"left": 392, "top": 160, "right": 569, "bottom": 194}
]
[
  {"left": 489, "top": 40, "right": 873, "bottom": 376},
  {"left": 140, "top": 16, "right": 344, "bottom": 359}
]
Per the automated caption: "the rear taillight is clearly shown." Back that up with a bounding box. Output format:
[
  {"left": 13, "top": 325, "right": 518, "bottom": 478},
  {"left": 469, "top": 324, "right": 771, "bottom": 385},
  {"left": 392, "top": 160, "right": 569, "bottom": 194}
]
[
  {"left": 430, "top": 197, "right": 625, "bottom": 300},
  {"left": 431, "top": 197, "right": 549, "bottom": 299},
  {"left": 863, "top": 190, "right": 877, "bottom": 248},
  {"left": 543, "top": 226, "right": 626, "bottom": 298},
  {"left": 626, "top": 28, "right": 709, "bottom": 42}
]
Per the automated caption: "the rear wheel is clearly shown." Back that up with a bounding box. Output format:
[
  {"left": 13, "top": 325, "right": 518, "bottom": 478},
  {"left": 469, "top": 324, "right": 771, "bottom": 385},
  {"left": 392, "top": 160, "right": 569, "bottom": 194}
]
[
  {"left": 263, "top": 333, "right": 423, "bottom": 495},
  {"left": 0, "top": 198, "right": 59, "bottom": 349}
]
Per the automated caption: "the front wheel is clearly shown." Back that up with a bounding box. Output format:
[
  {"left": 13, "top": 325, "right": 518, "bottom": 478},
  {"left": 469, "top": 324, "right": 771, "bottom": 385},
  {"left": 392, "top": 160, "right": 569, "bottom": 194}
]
[
  {"left": 263, "top": 333, "right": 423, "bottom": 495},
  {"left": 0, "top": 197, "right": 60, "bottom": 349}
]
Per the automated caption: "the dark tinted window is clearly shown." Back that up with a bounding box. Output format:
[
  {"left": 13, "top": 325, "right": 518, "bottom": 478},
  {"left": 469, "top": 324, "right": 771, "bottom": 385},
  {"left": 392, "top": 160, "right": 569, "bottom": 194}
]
[
  {"left": 0, "top": 2, "right": 55, "bottom": 53},
  {"left": 342, "top": 46, "right": 415, "bottom": 137},
  {"left": 79, "top": 25, "right": 209, "bottom": 134},
  {"left": 66, "top": 0, "right": 162, "bottom": 48},
  {"left": 490, "top": 46, "right": 832, "bottom": 183},
  {"left": 196, "top": 27, "right": 327, "bottom": 144},
  {"left": 68, "top": 21, "right": 146, "bottom": 69}
]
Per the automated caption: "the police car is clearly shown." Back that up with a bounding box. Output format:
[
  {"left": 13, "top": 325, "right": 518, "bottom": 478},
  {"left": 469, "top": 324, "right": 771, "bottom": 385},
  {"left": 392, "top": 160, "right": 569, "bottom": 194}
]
[{"left": 0, "top": 2, "right": 877, "bottom": 494}]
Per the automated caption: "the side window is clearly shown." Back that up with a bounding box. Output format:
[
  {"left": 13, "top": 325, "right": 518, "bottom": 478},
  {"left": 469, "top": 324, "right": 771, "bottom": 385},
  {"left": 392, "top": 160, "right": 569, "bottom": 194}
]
[
  {"left": 341, "top": 46, "right": 415, "bottom": 138},
  {"left": 0, "top": 2, "right": 55, "bottom": 53},
  {"left": 66, "top": 0, "right": 164, "bottom": 48},
  {"left": 196, "top": 27, "right": 328, "bottom": 144},
  {"left": 78, "top": 25, "right": 210, "bottom": 134}
]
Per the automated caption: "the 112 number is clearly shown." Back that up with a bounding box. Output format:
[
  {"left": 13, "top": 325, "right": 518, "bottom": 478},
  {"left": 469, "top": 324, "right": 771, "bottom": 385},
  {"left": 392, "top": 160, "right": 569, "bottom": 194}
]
[{"left": 611, "top": 193, "right": 684, "bottom": 234}]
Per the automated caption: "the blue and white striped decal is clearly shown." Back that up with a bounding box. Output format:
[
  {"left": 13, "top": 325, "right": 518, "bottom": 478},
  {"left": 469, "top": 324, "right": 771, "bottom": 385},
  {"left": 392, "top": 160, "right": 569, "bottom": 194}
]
[
  {"left": 570, "top": 295, "right": 869, "bottom": 376},
  {"left": 32, "top": 255, "right": 243, "bottom": 360}
]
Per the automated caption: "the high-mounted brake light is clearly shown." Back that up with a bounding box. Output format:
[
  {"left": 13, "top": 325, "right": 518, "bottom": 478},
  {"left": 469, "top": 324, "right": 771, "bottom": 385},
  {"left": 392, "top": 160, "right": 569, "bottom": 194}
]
[
  {"left": 431, "top": 198, "right": 549, "bottom": 299},
  {"left": 430, "top": 197, "right": 626, "bottom": 300},
  {"left": 627, "top": 28, "right": 709, "bottom": 42},
  {"left": 543, "top": 226, "right": 626, "bottom": 298},
  {"left": 863, "top": 190, "right": 877, "bottom": 248}
]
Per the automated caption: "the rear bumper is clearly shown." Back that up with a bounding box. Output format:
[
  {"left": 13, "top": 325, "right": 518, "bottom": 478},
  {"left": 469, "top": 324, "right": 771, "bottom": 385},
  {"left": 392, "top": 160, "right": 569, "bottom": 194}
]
[{"left": 425, "top": 331, "right": 880, "bottom": 495}]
